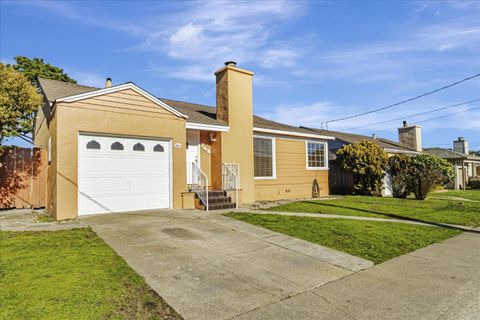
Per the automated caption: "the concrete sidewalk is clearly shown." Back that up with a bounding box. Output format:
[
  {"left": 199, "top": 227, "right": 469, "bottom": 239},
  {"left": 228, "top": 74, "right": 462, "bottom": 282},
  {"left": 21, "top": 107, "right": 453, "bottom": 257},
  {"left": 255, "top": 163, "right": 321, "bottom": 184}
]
[{"left": 234, "top": 230, "right": 480, "bottom": 319}]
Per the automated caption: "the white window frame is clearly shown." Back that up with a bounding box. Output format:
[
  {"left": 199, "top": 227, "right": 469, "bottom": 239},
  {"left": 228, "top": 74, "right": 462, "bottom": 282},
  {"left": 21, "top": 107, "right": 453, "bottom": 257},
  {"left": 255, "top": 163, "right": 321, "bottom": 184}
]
[
  {"left": 306, "top": 141, "right": 329, "bottom": 170},
  {"left": 254, "top": 135, "right": 277, "bottom": 179}
]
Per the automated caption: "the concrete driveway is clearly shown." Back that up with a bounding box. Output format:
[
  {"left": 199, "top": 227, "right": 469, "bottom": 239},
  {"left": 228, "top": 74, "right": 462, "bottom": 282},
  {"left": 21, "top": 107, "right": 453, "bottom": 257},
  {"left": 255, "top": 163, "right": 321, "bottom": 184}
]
[{"left": 82, "top": 210, "right": 371, "bottom": 320}]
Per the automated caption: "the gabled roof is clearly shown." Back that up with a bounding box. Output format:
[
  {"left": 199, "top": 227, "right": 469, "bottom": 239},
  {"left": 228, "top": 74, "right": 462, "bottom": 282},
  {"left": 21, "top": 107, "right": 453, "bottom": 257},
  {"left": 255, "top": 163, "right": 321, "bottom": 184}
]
[
  {"left": 38, "top": 78, "right": 98, "bottom": 101},
  {"left": 424, "top": 147, "right": 480, "bottom": 161},
  {"left": 303, "top": 127, "right": 417, "bottom": 153},
  {"left": 37, "top": 78, "right": 333, "bottom": 139}
]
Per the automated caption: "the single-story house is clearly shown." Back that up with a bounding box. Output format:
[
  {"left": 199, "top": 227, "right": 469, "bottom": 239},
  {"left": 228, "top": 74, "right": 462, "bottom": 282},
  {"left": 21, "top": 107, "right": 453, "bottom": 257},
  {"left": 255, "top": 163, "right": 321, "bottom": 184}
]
[
  {"left": 34, "top": 62, "right": 334, "bottom": 220},
  {"left": 425, "top": 137, "right": 480, "bottom": 190},
  {"left": 302, "top": 123, "right": 421, "bottom": 195}
]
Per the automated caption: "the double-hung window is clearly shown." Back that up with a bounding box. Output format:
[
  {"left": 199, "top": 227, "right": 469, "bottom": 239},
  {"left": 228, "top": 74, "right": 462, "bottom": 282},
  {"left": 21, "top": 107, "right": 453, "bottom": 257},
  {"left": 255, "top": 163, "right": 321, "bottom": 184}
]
[
  {"left": 254, "top": 136, "right": 276, "bottom": 178},
  {"left": 306, "top": 141, "right": 328, "bottom": 169}
]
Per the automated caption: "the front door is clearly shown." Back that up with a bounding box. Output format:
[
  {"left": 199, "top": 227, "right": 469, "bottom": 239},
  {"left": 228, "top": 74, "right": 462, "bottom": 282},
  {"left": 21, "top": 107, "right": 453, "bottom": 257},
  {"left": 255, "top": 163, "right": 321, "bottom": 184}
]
[{"left": 186, "top": 130, "right": 200, "bottom": 185}]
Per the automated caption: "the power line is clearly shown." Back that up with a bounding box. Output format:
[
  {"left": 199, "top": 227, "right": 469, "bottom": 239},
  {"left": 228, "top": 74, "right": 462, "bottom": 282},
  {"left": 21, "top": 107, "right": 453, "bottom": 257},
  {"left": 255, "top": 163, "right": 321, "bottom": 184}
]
[
  {"left": 416, "top": 106, "right": 480, "bottom": 124},
  {"left": 325, "top": 73, "right": 480, "bottom": 127},
  {"left": 377, "top": 105, "right": 480, "bottom": 131},
  {"left": 342, "top": 99, "right": 480, "bottom": 131}
]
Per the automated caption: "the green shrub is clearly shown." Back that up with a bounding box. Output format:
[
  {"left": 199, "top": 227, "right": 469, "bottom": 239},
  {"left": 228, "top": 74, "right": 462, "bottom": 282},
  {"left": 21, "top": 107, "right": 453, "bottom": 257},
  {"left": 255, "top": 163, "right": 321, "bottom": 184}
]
[
  {"left": 468, "top": 177, "right": 480, "bottom": 189},
  {"left": 336, "top": 140, "right": 388, "bottom": 196},
  {"left": 385, "top": 154, "right": 412, "bottom": 198},
  {"left": 408, "top": 154, "right": 454, "bottom": 200}
]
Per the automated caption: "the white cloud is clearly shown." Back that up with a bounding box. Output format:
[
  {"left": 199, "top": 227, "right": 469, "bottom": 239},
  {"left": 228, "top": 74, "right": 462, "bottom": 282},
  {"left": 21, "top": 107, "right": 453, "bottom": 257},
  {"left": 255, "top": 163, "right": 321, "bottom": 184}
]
[{"left": 139, "top": 1, "right": 307, "bottom": 78}]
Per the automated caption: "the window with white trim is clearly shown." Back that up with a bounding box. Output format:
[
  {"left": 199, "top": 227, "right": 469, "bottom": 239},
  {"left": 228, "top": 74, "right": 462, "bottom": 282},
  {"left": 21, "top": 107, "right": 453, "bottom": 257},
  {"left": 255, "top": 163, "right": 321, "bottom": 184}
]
[
  {"left": 254, "top": 136, "right": 275, "bottom": 178},
  {"left": 307, "top": 141, "right": 327, "bottom": 169}
]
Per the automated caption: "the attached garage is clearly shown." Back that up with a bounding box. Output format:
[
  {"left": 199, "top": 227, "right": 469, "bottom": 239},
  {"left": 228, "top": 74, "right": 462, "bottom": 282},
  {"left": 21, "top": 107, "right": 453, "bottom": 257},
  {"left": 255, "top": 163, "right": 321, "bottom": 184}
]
[{"left": 78, "top": 134, "right": 171, "bottom": 215}]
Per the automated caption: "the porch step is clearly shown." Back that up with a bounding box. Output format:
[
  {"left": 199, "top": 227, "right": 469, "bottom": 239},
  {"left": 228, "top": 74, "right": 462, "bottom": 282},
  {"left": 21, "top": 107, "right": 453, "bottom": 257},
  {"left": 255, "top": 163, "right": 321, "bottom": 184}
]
[
  {"left": 208, "top": 190, "right": 227, "bottom": 197},
  {"left": 195, "top": 190, "right": 236, "bottom": 211},
  {"left": 208, "top": 196, "right": 232, "bottom": 204},
  {"left": 199, "top": 203, "right": 236, "bottom": 210}
]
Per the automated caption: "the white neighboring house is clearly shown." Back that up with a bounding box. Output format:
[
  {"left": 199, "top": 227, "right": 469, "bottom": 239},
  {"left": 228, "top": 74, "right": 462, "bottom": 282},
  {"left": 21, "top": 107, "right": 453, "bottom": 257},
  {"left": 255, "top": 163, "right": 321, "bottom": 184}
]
[{"left": 425, "top": 137, "right": 480, "bottom": 190}]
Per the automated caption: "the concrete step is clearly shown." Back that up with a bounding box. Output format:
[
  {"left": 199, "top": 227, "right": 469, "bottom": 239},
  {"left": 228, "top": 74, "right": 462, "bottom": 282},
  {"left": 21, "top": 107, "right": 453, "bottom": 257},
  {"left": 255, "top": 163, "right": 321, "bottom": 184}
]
[{"left": 200, "top": 203, "right": 236, "bottom": 211}]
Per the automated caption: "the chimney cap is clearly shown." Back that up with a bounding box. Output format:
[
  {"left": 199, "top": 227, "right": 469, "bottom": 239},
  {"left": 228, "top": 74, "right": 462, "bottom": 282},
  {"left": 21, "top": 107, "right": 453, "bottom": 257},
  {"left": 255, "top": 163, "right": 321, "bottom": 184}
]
[
  {"left": 457, "top": 137, "right": 465, "bottom": 141},
  {"left": 224, "top": 61, "right": 237, "bottom": 66},
  {"left": 105, "top": 77, "right": 112, "bottom": 87},
  {"left": 403, "top": 120, "right": 408, "bottom": 127}
]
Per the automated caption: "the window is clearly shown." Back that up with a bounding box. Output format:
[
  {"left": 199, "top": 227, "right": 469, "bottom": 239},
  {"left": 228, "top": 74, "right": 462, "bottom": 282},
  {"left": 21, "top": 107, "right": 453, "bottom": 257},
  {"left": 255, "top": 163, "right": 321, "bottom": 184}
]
[
  {"left": 133, "top": 143, "right": 145, "bottom": 151},
  {"left": 86, "top": 140, "right": 101, "bottom": 149},
  {"left": 111, "top": 142, "right": 124, "bottom": 150},
  {"left": 153, "top": 144, "right": 164, "bottom": 152},
  {"left": 254, "top": 136, "right": 275, "bottom": 178},
  {"left": 306, "top": 142, "right": 327, "bottom": 169}
]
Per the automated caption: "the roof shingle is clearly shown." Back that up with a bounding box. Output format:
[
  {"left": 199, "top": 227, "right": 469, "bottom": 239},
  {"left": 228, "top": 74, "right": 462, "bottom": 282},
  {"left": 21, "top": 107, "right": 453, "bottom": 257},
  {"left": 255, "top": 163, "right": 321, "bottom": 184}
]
[
  {"left": 38, "top": 78, "right": 332, "bottom": 137},
  {"left": 424, "top": 147, "right": 480, "bottom": 161},
  {"left": 38, "top": 78, "right": 99, "bottom": 102},
  {"left": 303, "top": 127, "right": 415, "bottom": 152}
]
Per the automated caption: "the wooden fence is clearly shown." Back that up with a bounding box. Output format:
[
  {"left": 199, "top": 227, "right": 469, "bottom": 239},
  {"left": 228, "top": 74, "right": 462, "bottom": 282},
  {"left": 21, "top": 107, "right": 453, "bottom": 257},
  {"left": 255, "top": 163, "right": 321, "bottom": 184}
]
[
  {"left": 0, "top": 147, "right": 47, "bottom": 209},
  {"left": 328, "top": 161, "right": 354, "bottom": 195}
]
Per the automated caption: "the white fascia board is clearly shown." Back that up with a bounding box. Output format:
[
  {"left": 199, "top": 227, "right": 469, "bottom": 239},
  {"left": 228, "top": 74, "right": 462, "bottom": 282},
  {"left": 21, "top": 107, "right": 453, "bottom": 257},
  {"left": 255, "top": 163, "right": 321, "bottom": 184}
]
[
  {"left": 186, "top": 122, "right": 230, "bottom": 132},
  {"left": 385, "top": 148, "right": 421, "bottom": 155},
  {"left": 253, "top": 127, "right": 335, "bottom": 140},
  {"left": 55, "top": 83, "right": 188, "bottom": 119}
]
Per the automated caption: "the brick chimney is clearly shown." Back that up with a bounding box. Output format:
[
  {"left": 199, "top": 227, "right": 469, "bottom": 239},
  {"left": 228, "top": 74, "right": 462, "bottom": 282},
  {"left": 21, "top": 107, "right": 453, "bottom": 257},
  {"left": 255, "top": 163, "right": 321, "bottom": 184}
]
[
  {"left": 398, "top": 121, "right": 422, "bottom": 152},
  {"left": 453, "top": 137, "right": 469, "bottom": 154}
]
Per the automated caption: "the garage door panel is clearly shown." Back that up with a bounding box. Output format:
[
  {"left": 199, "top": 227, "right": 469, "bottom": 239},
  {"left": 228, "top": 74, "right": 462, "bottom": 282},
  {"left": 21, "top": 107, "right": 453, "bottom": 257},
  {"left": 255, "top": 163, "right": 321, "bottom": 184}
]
[{"left": 78, "top": 134, "right": 171, "bottom": 215}]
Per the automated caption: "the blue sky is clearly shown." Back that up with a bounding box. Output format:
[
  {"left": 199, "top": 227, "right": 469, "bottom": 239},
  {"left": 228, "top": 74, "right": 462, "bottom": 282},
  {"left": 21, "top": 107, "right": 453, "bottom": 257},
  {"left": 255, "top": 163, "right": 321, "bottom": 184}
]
[{"left": 1, "top": 0, "right": 479, "bottom": 150}]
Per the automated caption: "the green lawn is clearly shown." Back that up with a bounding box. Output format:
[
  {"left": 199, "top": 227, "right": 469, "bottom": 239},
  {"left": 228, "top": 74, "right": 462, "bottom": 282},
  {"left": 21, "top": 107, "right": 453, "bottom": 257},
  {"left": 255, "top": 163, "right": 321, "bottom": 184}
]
[
  {"left": 224, "top": 213, "right": 460, "bottom": 264},
  {"left": 0, "top": 229, "right": 181, "bottom": 320},
  {"left": 436, "top": 189, "right": 480, "bottom": 201},
  {"left": 266, "top": 195, "right": 480, "bottom": 227}
]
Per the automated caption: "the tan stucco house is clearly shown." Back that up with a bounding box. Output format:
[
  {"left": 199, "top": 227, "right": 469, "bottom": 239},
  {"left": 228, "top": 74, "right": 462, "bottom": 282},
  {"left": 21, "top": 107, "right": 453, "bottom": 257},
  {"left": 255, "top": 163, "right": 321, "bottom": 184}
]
[{"left": 34, "top": 62, "right": 334, "bottom": 220}]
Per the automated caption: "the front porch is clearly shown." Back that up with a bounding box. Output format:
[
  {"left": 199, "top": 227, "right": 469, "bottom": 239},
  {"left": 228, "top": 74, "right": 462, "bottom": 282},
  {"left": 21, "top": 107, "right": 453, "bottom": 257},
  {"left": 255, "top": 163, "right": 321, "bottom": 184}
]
[{"left": 184, "top": 129, "right": 241, "bottom": 210}]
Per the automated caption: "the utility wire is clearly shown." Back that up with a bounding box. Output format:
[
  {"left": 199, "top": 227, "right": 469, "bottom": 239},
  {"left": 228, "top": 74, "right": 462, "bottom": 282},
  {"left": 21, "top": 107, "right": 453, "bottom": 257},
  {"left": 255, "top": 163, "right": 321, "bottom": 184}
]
[
  {"left": 342, "top": 99, "right": 480, "bottom": 131},
  {"left": 378, "top": 105, "right": 480, "bottom": 131},
  {"left": 416, "top": 106, "right": 480, "bottom": 124},
  {"left": 325, "top": 73, "right": 480, "bottom": 126}
]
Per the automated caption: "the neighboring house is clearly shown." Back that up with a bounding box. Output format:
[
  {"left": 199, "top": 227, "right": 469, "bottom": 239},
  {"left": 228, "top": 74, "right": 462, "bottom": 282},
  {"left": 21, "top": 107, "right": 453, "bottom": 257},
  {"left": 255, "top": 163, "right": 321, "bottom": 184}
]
[
  {"left": 425, "top": 137, "right": 480, "bottom": 190},
  {"left": 34, "top": 62, "right": 334, "bottom": 220},
  {"left": 303, "top": 122, "right": 421, "bottom": 195}
]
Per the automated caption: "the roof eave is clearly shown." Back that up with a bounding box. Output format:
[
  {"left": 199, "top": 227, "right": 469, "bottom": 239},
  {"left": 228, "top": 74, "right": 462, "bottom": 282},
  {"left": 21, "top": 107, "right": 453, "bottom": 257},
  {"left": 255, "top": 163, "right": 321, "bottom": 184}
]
[
  {"left": 55, "top": 82, "right": 188, "bottom": 119},
  {"left": 253, "top": 127, "right": 335, "bottom": 140}
]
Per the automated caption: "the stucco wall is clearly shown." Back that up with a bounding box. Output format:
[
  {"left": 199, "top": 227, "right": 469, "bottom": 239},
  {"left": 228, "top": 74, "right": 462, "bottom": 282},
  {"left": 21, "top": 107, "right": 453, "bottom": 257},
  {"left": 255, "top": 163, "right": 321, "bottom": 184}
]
[
  {"left": 46, "top": 108, "right": 57, "bottom": 217},
  {"left": 215, "top": 66, "right": 255, "bottom": 203},
  {"left": 255, "top": 137, "right": 329, "bottom": 201},
  {"left": 53, "top": 88, "right": 187, "bottom": 220}
]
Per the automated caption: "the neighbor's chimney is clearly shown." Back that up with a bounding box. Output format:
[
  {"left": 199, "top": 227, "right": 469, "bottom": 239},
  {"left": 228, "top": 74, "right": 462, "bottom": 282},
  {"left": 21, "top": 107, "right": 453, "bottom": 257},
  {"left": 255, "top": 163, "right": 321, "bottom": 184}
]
[
  {"left": 453, "top": 137, "right": 469, "bottom": 154},
  {"left": 105, "top": 77, "right": 112, "bottom": 87},
  {"left": 372, "top": 134, "right": 377, "bottom": 139},
  {"left": 398, "top": 121, "right": 422, "bottom": 152}
]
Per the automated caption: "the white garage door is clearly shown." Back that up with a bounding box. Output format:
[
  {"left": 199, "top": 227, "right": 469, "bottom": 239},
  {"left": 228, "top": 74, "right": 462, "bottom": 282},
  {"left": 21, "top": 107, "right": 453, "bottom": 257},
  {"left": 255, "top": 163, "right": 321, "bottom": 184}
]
[{"left": 78, "top": 134, "right": 171, "bottom": 215}]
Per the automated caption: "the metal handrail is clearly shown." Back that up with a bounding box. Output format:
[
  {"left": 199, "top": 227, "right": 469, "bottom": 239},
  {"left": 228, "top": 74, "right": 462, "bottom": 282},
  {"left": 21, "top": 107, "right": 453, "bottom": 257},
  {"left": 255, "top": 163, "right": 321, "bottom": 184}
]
[
  {"left": 222, "top": 163, "right": 240, "bottom": 209},
  {"left": 191, "top": 162, "right": 209, "bottom": 211}
]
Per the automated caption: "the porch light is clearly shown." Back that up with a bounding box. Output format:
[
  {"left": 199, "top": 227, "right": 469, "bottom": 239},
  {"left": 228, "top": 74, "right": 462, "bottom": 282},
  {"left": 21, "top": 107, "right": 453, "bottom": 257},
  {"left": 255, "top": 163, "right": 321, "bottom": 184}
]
[{"left": 209, "top": 132, "right": 217, "bottom": 142}]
